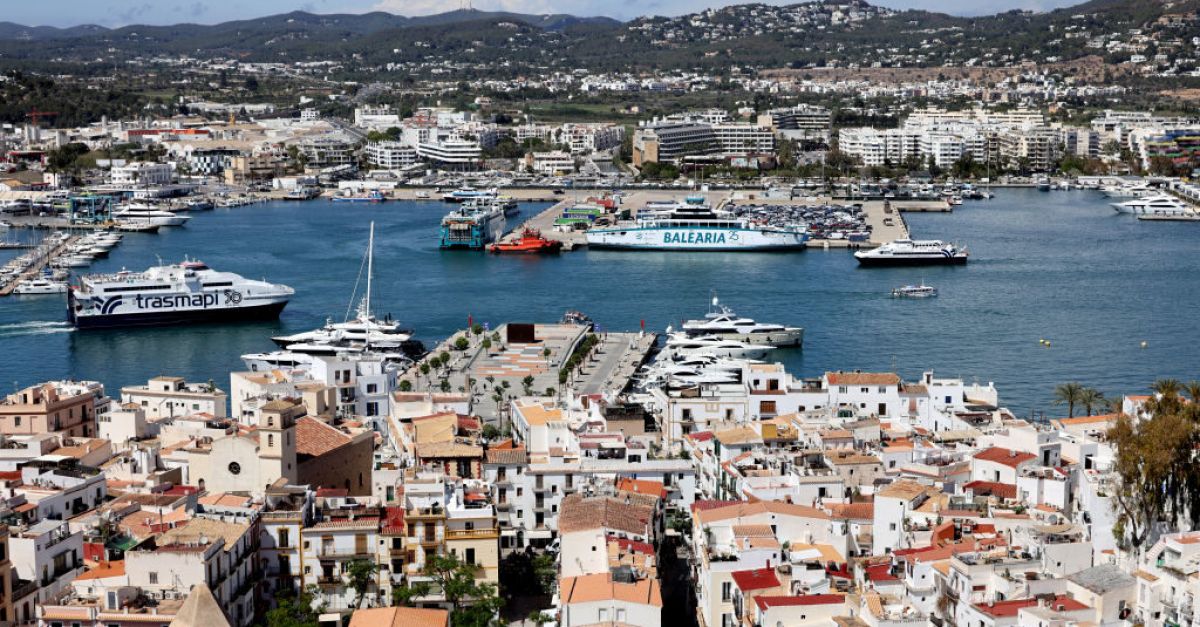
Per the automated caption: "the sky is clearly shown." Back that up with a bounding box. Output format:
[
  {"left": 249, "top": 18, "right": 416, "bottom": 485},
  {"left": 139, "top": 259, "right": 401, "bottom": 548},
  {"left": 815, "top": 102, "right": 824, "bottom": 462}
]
[{"left": 7, "top": 0, "right": 1092, "bottom": 28}]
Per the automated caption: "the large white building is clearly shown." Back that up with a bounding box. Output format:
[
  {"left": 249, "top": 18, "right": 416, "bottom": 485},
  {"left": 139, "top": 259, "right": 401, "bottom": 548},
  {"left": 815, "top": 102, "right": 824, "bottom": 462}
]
[{"left": 110, "top": 162, "right": 173, "bottom": 187}]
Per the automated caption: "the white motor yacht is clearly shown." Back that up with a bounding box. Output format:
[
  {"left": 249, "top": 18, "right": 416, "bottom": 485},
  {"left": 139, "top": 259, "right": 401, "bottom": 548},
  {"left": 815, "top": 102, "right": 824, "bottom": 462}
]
[
  {"left": 1111, "top": 194, "right": 1194, "bottom": 216},
  {"left": 13, "top": 277, "right": 68, "bottom": 295},
  {"left": 681, "top": 295, "right": 803, "bottom": 347},
  {"left": 113, "top": 203, "right": 190, "bottom": 227},
  {"left": 662, "top": 334, "right": 774, "bottom": 360}
]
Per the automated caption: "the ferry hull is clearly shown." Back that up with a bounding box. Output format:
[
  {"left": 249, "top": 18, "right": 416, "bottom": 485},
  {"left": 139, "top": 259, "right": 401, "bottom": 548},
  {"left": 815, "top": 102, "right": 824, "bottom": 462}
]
[
  {"left": 70, "top": 300, "right": 288, "bottom": 329},
  {"left": 856, "top": 255, "right": 968, "bottom": 267},
  {"left": 586, "top": 228, "right": 807, "bottom": 251}
]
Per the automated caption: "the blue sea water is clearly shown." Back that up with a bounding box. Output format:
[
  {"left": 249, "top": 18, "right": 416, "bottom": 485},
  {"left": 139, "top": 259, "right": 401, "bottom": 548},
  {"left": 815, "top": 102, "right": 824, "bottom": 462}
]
[{"left": 1, "top": 188, "right": 1196, "bottom": 416}]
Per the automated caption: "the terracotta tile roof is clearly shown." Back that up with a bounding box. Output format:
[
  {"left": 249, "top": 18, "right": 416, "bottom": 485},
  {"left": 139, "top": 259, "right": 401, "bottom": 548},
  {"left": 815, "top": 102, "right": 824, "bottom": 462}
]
[
  {"left": 731, "top": 567, "right": 781, "bottom": 591},
  {"left": 347, "top": 607, "right": 450, "bottom": 627},
  {"left": 609, "top": 535, "right": 655, "bottom": 556},
  {"left": 616, "top": 477, "right": 666, "bottom": 500},
  {"left": 1055, "top": 413, "right": 1117, "bottom": 426},
  {"left": 560, "top": 572, "right": 663, "bottom": 607},
  {"left": 865, "top": 563, "right": 900, "bottom": 582},
  {"left": 693, "top": 500, "right": 829, "bottom": 525},
  {"left": 484, "top": 447, "right": 528, "bottom": 464},
  {"left": 687, "top": 431, "right": 715, "bottom": 442},
  {"left": 963, "top": 480, "right": 1018, "bottom": 499},
  {"left": 824, "top": 502, "right": 874, "bottom": 520},
  {"left": 691, "top": 499, "right": 740, "bottom": 513},
  {"left": 973, "top": 446, "right": 1037, "bottom": 468},
  {"left": 416, "top": 441, "right": 483, "bottom": 459},
  {"left": 76, "top": 560, "right": 125, "bottom": 581},
  {"left": 295, "top": 417, "right": 352, "bottom": 459},
  {"left": 975, "top": 595, "right": 1087, "bottom": 617},
  {"left": 826, "top": 372, "right": 900, "bottom": 386},
  {"left": 713, "top": 426, "right": 761, "bottom": 445},
  {"left": 755, "top": 594, "right": 845, "bottom": 610},
  {"left": 558, "top": 494, "right": 654, "bottom": 536}
]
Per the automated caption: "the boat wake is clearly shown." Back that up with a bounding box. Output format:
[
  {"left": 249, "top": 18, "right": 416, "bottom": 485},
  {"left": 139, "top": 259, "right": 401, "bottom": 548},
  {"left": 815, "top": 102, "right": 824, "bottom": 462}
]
[{"left": 0, "top": 320, "right": 74, "bottom": 337}]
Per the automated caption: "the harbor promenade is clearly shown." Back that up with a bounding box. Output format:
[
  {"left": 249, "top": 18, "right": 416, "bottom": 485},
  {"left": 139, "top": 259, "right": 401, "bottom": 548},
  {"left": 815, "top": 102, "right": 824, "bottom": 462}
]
[{"left": 404, "top": 322, "right": 657, "bottom": 424}]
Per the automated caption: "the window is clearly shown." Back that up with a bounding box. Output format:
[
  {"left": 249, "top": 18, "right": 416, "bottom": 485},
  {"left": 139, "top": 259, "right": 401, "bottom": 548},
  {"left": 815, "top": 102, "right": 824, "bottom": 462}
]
[
  {"left": 366, "top": 402, "right": 379, "bottom": 417},
  {"left": 721, "top": 581, "right": 732, "bottom": 601},
  {"left": 616, "top": 609, "right": 626, "bottom": 622},
  {"left": 278, "top": 529, "right": 290, "bottom": 548},
  {"left": 878, "top": 386, "right": 887, "bottom": 393},
  {"left": 367, "top": 383, "right": 378, "bottom": 394},
  {"left": 466, "top": 548, "right": 476, "bottom": 565},
  {"left": 598, "top": 609, "right": 608, "bottom": 622},
  {"left": 838, "top": 386, "right": 848, "bottom": 393},
  {"left": 228, "top": 462, "right": 241, "bottom": 475},
  {"left": 759, "top": 400, "right": 777, "bottom": 414},
  {"left": 13, "top": 417, "right": 19, "bottom": 427},
  {"left": 149, "top": 572, "right": 158, "bottom": 584},
  {"left": 268, "top": 434, "right": 274, "bottom": 447}
]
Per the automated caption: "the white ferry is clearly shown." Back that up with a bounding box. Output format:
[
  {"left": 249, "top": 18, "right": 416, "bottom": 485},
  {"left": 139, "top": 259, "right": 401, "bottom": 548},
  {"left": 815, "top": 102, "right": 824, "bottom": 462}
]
[
  {"left": 586, "top": 201, "right": 808, "bottom": 251},
  {"left": 68, "top": 260, "right": 294, "bottom": 328},
  {"left": 854, "top": 239, "right": 968, "bottom": 267}
]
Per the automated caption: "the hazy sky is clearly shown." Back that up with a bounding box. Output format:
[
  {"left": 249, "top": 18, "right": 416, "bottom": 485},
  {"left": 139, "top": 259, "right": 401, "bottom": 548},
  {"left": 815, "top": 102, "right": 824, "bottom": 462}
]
[{"left": 8, "top": 0, "right": 1090, "bottom": 27}]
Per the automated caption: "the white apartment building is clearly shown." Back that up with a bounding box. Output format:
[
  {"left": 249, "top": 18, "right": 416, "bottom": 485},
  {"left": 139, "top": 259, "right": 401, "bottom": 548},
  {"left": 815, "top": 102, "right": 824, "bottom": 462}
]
[
  {"left": 120, "top": 377, "right": 228, "bottom": 420},
  {"left": 365, "top": 141, "right": 420, "bottom": 169},
  {"left": 110, "top": 162, "right": 173, "bottom": 187},
  {"left": 416, "top": 138, "right": 482, "bottom": 170}
]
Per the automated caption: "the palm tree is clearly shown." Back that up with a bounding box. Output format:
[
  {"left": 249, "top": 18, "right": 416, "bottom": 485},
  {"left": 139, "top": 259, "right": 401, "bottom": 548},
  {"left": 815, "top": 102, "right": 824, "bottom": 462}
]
[
  {"left": 1152, "top": 378, "right": 1183, "bottom": 398},
  {"left": 1053, "top": 382, "right": 1085, "bottom": 417},
  {"left": 1185, "top": 380, "right": 1200, "bottom": 405},
  {"left": 1078, "top": 387, "right": 1106, "bottom": 416},
  {"left": 1147, "top": 378, "right": 1185, "bottom": 416}
]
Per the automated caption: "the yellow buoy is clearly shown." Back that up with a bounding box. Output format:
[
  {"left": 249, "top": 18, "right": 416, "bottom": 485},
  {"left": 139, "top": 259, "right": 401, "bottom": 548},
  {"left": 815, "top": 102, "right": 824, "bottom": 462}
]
[
  {"left": 1045, "top": 341, "right": 1051, "bottom": 347},
  {"left": 1039, "top": 338, "right": 1046, "bottom": 345},
  {"left": 1141, "top": 341, "right": 1148, "bottom": 348}
]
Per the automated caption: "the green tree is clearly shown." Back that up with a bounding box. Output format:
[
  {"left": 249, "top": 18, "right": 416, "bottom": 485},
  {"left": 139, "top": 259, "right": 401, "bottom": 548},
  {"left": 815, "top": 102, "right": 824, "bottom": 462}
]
[
  {"left": 481, "top": 423, "right": 501, "bottom": 440},
  {"left": 1053, "top": 382, "right": 1085, "bottom": 417},
  {"left": 532, "top": 552, "right": 557, "bottom": 596},
  {"left": 1108, "top": 408, "right": 1195, "bottom": 552},
  {"left": 421, "top": 553, "right": 504, "bottom": 627},
  {"left": 398, "top": 379, "right": 413, "bottom": 392},
  {"left": 346, "top": 558, "right": 379, "bottom": 608},
  {"left": 265, "top": 590, "right": 322, "bottom": 627},
  {"left": 393, "top": 580, "right": 432, "bottom": 607},
  {"left": 455, "top": 336, "right": 470, "bottom": 351},
  {"left": 522, "top": 375, "right": 535, "bottom": 396}
]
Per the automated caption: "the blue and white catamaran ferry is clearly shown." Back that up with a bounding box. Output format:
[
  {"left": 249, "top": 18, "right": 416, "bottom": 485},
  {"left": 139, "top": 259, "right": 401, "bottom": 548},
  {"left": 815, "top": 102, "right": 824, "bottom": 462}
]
[
  {"left": 68, "top": 260, "right": 294, "bottom": 328},
  {"left": 585, "top": 199, "right": 808, "bottom": 251}
]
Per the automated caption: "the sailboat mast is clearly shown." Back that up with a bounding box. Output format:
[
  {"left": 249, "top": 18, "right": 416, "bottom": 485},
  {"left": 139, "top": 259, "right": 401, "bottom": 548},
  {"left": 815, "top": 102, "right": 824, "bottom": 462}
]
[{"left": 366, "top": 221, "right": 374, "bottom": 350}]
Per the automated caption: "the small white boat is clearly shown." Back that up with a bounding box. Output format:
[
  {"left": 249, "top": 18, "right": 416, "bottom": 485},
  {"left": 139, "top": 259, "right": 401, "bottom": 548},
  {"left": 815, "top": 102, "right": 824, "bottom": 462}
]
[
  {"left": 13, "top": 277, "right": 68, "bottom": 294},
  {"left": 892, "top": 284, "right": 938, "bottom": 298}
]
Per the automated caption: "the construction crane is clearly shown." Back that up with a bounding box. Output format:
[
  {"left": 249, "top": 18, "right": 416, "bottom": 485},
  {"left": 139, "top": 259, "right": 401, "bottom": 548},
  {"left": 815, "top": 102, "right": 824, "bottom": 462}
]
[{"left": 26, "top": 110, "right": 59, "bottom": 127}]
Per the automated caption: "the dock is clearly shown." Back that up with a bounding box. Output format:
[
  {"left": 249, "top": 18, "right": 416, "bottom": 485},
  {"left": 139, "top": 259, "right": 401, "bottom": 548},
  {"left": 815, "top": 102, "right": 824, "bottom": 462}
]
[
  {"left": 0, "top": 235, "right": 80, "bottom": 296},
  {"left": 1136, "top": 213, "right": 1200, "bottom": 221}
]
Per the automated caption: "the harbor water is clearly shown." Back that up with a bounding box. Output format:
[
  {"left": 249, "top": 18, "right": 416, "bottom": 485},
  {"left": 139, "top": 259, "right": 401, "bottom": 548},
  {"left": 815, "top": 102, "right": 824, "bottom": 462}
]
[{"left": 1, "top": 188, "right": 1197, "bottom": 417}]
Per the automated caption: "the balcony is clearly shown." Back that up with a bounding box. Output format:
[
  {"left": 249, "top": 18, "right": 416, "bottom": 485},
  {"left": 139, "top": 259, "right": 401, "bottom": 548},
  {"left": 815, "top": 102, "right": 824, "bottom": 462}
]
[
  {"left": 317, "top": 546, "right": 373, "bottom": 559},
  {"left": 496, "top": 501, "right": 511, "bottom": 511},
  {"left": 446, "top": 528, "right": 499, "bottom": 541},
  {"left": 407, "top": 507, "right": 445, "bottom": 520},
  {"left": 533, "top": 484, "right": 550, "bottom": 494},
  {"left": 317, "top": 576, "right": 343, "bottom": 588}
]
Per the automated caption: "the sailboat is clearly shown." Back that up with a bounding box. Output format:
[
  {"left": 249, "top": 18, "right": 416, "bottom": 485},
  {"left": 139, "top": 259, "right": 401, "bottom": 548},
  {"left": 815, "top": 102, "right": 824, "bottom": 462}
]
[{"left": 266, "top": 223, "right": 420, "bottom": 359}]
